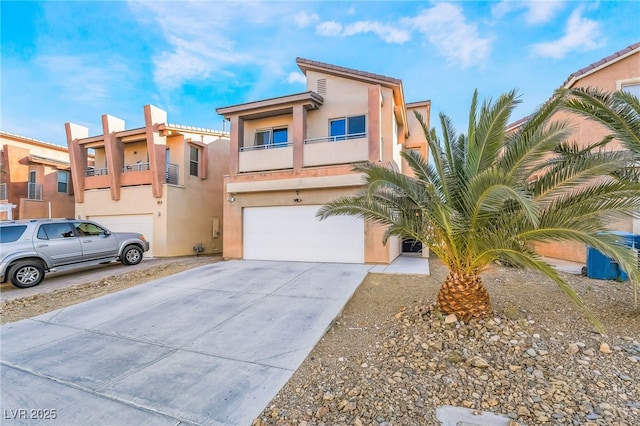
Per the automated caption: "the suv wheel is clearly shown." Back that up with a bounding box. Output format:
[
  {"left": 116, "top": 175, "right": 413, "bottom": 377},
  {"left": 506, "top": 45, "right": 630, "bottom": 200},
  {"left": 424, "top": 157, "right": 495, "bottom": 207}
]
[
  {"left": 122, "top": 245, "right": 143, "bottom": 265},
  {"left": 9, "top": 261, "right": 45, "bottom": 288}
]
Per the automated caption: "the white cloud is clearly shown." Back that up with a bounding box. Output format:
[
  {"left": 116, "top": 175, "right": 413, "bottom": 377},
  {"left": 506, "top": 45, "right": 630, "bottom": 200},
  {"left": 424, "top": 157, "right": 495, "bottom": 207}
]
[
  {"left": 36, "top": 54, "right": 130, "bottom": 102},
  {"left": 288, "top": 71, "right": 306, "bottom": 84},
  {"left": 294, "top": 11, "right": 319, "bottom": 28},
  {"left": 531, "top": 9, "right": 603, "bottom": 59},
  {"left": 128, "top": 1, "right": 257, "bottom": 90},
  {"left": 316, "top": 20, "right": 410, "bottom": 44},
  {"left": 491, "top": 1, "right": 515, "bottom": 19},
  {"left": 316, "top": 20, "right": 343, "bottom": 37},
  {"left": 525, "top": 1, "right": 564, "bottom": 25},
  {"left": 491, "top": 1, "right": 564, "bottom": 25},
  {"left": 403, "top": 3, "right": 492, "bottom": 68},
  {"left": 343, "top": 21, "right": 410, "bottom": 44}
]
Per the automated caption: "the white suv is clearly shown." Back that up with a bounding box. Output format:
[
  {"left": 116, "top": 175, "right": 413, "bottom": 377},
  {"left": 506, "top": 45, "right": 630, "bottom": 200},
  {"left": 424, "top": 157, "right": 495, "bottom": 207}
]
[{"left": 0, "top": 218, "right": 150, "bottom": 288}]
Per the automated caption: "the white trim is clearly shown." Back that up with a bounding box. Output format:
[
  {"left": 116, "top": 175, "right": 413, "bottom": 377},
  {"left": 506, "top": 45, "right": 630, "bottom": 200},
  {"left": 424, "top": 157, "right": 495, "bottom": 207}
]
[
  {"left": 617, "top": 78, "right": 640, "bottom": 91},
  {"left": 227, "top": 173, "right": 365, "bottom": 194}
]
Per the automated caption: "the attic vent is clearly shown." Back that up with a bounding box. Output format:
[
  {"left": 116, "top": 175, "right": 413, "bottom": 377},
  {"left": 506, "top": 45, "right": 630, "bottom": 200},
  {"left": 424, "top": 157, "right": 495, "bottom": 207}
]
[{"left": 317, "top": 78, "right": 327, "bottom": 95}]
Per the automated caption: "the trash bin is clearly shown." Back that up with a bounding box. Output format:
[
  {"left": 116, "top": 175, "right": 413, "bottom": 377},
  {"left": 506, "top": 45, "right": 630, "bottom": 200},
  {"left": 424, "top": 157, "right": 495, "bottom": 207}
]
[{"left": 586, "top": 231, "right": 635, "bottom": 281}]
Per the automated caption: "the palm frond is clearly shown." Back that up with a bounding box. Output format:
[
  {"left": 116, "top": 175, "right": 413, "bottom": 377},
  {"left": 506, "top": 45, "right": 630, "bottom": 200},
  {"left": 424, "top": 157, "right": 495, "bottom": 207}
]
[
  {"left": 468, "top": 89, "right": 520, "bottom": 175},
  {"left": 562, "top": 87, "right": 640, "bottom": 155},
  {"left": 476, "top": 248, "right": 604, "bottom": 332}
]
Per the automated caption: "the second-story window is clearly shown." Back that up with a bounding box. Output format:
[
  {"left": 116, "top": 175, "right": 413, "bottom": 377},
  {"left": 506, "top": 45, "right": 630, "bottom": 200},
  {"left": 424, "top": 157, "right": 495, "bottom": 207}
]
[
  {"left": 189, "top": 146, "right": 200, "bottom": 177},
  {"left": 57, "top": 171, "right": 69, "bottom": 193},
  {"left": 255, "top": 127, "right": 289, "bottom": 148},
  {"left": 329, "top": 115, "right": 366, "bottom": 141}
]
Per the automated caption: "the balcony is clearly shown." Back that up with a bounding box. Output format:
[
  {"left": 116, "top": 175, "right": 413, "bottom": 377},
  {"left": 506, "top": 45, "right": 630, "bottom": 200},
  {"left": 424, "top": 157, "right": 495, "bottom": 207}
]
[
  {"left": 122, "top": 162, "right": 151, "bottom": 172},
  {"left": 0, "top": 183, "right": 6, "bottom": 201},
  {"left": 239, "top": 143, "right": 293, "bottom": 172},
  {"left": 86, "top": 167, "right": 109, "bottom": 176},
  {"left": 303, "top": 132, "right": 368, "bottom": 167},
  {"left": 27, "top": 182, "right": 43, "bottom": 200}
]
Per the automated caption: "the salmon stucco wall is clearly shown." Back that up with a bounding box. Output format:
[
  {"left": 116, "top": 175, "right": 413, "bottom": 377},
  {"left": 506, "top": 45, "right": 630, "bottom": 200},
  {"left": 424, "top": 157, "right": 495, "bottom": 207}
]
[{"left": 1, "top": 135, "right": 75, "bottom": 220}]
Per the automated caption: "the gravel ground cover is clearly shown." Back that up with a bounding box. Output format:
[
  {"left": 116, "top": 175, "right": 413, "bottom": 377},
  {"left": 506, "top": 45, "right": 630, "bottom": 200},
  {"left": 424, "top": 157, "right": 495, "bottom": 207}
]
[{"left": 253, "top": 257, "right": 640, "bottom": 426}]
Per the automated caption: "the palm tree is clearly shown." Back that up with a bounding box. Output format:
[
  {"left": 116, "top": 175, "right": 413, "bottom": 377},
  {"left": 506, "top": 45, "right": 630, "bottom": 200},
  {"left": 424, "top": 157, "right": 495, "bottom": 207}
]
[{"left": 317, "top": 90, "right": 640, "bottom": 332}]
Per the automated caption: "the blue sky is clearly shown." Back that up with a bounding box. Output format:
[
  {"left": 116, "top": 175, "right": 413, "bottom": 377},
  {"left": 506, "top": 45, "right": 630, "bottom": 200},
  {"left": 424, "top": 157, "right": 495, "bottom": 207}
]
[{"left": 1, "top": 1, "right": 638, "bottom": 147}]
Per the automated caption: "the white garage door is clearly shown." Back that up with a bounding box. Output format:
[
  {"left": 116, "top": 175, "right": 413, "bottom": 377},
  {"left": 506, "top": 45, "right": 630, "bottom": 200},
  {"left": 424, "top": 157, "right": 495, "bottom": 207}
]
[
  {"left": 88, "top": 214, "right": 154, "bottom": 258},
  {"left": 243, "top": 205, "right": 364, "bottom": 263}
]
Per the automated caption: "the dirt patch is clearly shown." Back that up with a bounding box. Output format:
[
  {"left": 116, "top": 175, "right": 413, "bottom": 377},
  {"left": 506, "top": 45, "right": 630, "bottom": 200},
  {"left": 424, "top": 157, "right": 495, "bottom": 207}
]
[{"left": 0, "top": 256, "right": 219, "bottom": 325}]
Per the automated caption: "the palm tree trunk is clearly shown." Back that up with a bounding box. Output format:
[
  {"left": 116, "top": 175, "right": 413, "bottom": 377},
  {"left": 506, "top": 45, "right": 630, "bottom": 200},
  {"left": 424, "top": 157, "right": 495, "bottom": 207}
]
[{"left": 436, "top": 271, "right": 492, "bottom": 320}]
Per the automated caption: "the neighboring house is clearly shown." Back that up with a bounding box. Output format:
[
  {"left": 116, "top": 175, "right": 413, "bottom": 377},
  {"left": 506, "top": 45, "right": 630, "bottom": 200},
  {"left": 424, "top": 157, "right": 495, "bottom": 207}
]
[
  {"left": 216, "top": 57, "right": 430, "bottom": 264},
  {"left": 65, "top": 105, "right": 230, "bottom": 258},
  {"left": 0, "top": 131, "right": 79, "bottom": 220},
  {"left": 511, "top": 42, "right": 640, "bottom": 263}
]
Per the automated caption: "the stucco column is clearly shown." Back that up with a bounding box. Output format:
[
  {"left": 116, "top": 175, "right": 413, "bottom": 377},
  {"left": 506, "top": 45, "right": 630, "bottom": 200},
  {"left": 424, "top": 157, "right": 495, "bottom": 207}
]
[
  {"left": 292, "top": 104, "right": 306, "bottom": 171},
  {"left": 102, "top": 114, "right": 125, "bottom": 201},
  {"left": 144, "top": 104, "right": 168, "bottom": 198},
  {"left": 222, "top": 175, "right": 243, "bottom": 260},
  {"left": 395, "top": 105, "right": 406, "bottom": 145},
  {"left": 65, "top": 123, "right": 89, "bottom": 203},
  {"left": 229, "top": 116, "right": 243, "bottom": 175},
  {"left": 368, "top": 85, "right": 382, "bottom": 162}
]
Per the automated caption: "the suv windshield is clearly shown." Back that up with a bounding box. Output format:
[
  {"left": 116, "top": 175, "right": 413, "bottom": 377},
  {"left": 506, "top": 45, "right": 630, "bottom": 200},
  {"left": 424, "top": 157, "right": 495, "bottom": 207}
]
[{"left": 0, "top": 225, "right": 27, "bottom": 243}]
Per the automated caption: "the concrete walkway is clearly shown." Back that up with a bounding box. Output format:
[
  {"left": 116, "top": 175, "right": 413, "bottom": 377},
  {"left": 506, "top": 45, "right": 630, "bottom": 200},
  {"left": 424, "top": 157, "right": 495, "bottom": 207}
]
[{"left": 1, "top": 256, "right": 428, "bottom": 425}]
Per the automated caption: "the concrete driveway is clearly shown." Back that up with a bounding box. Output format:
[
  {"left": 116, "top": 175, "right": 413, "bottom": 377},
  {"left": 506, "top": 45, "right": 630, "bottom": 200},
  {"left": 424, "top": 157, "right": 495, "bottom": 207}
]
[{"left": 1, "top": 260, "right": 373, "bottom": 425}]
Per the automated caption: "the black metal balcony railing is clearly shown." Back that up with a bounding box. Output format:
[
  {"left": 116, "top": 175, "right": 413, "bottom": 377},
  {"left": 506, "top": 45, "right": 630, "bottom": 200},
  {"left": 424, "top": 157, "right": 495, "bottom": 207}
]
[
  {"left": 304, "top": 132, "right": 367, "bottom": 144},
  {"left": 0, "top": 183, "right": 6, "bottom": 201},
  {"left": 86, "top": 167, "right": 109, "bottom": 177},
  {"left": 240, "top": 142, "right": 293, "bottom": 152},
  {"left": 166, "top": 163, "right": 179, "bottom": 185},
  {"left": 122, "top": 162, "right": 151, "bottom": 172},
  {"left": 27, "top": 182, "right": 43, "bottom": 200}
]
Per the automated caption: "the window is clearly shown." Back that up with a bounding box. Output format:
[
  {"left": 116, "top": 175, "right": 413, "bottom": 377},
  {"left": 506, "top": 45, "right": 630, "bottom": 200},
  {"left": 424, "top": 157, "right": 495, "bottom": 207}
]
[
  {"left": 329, "top": 115, "right": 366, "bottom": 141},
  {"left": 272, "top": 128, "right": 288, "bottom": 146},
  {"left": 255, "top": 130, "right": 270, "bottom": 147},
  {"left": 621, "top": 83, "right": 640, "bottom": 97},
  {"left": 37, "top": 223, "right": 75, "bottom": 240},
  {"left": 189, "top": 146, "right": 200, "bottom": 177},
  {"left": 57, "top": 171, "right": 69, "bottom": 193},
  {"left": 254, "top": 127, "right": 289, "bottom": 148},
  {"left": 74, "top": 221, "right": 107, "bottom": 236},
  {"left": 0, "top": 225, "right": 27, "bottom": 243}
]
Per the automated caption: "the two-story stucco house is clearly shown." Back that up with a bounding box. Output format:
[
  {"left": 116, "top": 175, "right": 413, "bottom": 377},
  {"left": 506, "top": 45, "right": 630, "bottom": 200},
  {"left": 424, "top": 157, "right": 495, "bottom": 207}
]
[
  {"left": 0, "top": 131, "right": 81, "bottom": 220},
  {"left": 514, "top": 42, "right": 639, "bottom": 263},
  {"left": 65, "top": 104, "right": 230, "bottom": 258},
  {"left": 217, "top": 57, "right": 430, "bottom": 264}
]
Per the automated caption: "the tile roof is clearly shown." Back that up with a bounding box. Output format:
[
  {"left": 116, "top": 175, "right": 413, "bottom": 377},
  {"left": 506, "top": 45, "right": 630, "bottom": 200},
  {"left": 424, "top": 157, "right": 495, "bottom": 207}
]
[
  {"left": 562, "top": 42, "right": 640, "bottom": 88},
  {"left": 0, "top": 131, "right": 67, "bottom": 150},
  {"left": 27, "top": 154, "right": 70, "bottom": 168},
  {"left": 296, "top": 57, "right": 402, "bottom": 86},
  {"left": 506, "top": 114, "right": 532, "bottom": 132}
]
